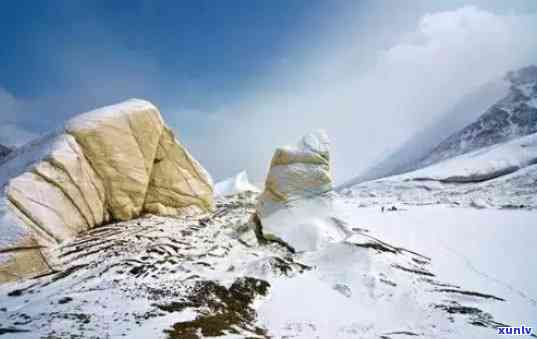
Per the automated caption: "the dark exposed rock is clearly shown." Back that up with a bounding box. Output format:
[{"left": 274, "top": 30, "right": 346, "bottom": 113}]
[
  {"left": 162, "top": 277, "right": 270, "bottom": 338},
  {"left": 0, "top": 144, "right": 11, "bottom": 160},
  {"left": 346, "top": 65, "right": 537, "bottom": 185}
]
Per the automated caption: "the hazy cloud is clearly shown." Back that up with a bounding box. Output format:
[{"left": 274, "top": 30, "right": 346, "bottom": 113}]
[{"left": 186, "top": 6, "right": 537, "bottom": 183}]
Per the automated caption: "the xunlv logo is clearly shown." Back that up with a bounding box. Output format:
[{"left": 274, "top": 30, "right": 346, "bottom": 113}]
[{"left": 497, "top": 326, "right": 533, "bottom": 336}]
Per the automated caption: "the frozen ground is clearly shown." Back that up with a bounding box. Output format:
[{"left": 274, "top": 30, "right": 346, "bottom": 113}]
[
  {"left": 0, "top": 186, "right": 534, "bottom": 338},
  {"left": 337, "top": 202, "right": 537, "bottom": 326}
]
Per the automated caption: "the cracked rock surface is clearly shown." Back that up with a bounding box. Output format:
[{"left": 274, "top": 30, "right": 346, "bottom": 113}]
[{"left": 0, "top": 99, "right": 214, "bottom": 282}]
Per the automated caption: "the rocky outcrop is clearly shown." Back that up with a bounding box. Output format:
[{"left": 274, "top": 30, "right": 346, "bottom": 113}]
[
  {"left": 0, "top": 144, "right": 10, "bottom": 160},
  {"left": 0, "top": 99, "right": 214, "bottom": 282},
  {"left": 256, "top": 130, "right": 332, "bottom": 218}
]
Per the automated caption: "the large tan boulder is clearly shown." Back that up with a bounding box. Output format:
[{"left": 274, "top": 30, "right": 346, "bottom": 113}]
[
  {"left": 143, "top": 126, "right": 214, "bottom": 215},
  {"left": 0, "top": 99, "right": 214, "bottom": 282},
  {"left": 256, "top": 130, "right": 332, "bottom": 218}
]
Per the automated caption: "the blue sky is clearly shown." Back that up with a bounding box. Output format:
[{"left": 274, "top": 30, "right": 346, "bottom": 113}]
[
  {"left": 1, "top": 0, "right": 341, "bottom": 126},
  {"left": 1, "top": 1, "right": 537, "bottom": 182},
  {"left": 3, "top": 1, "right": 324, "bottom": 97}
]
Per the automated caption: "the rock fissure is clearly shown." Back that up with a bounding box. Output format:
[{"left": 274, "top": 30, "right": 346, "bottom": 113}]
[
  {"left": 6, "top": 190, "right": 62, "bottom": 244},
  {"left": 32, "top": 163, "right": 91, "bottom": 229},
  {"left": 0, "top": 99, "right": 215, "bottom": 281},
  {"left": 47, "top": 157, "right": 98, "bottom": 226}
]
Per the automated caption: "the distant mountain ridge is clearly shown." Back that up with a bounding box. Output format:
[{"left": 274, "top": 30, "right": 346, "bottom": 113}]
[
  {"left": 345, "top": 64, "right": 537, "bottom": 187},
  {"left": 418, "top": 65, "right": 537, "bottom": 168}
]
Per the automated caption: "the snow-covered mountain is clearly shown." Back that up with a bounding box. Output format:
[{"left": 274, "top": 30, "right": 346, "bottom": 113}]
[
  {"left": 341, "top": 99, "right": 537, "bottom": 210},
  {"left": 419, "top": 65, "right": 537, "bottom": 169},
  {"left": 350, "top": 65, "right": 536, "bottom": 185},
  {"left": 343, "top": 136, "right": 537, "bottom": 210}
]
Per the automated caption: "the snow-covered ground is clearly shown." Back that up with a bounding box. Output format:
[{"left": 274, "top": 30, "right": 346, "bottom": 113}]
[
  {"left": 1, "top": 187, "right": 534, "bottom": 338},
  {"left": 337, "top": 203, "right": 537, "bottom": 324},
  {"left": 0, "top": 193, "right": 283, "bottom": 338},
  {"left": 253, "top": 196, "right": 537, "bottom": 338}
]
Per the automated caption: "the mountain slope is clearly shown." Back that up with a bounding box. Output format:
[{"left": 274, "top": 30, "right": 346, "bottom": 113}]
[
  {"left": 347, "top": 78, "right": 510, "bottom": 185},
  {"left": 419, "top": 65, "right": 537, "bottom": 168},
  {"left": 349, "top": 65, "right": 537, "bottom": 186},
  {"left": 342, "top": 107, "right": 537, "bottom": 212}
]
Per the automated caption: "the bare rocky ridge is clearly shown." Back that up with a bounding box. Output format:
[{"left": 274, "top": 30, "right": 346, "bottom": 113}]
[
  {"left": 0, "top": 144, "right": 10, "bottom": 160},
  {"left": 0, "top": 99, "right": 214, "bottom": 282},
  {"left": 349, "top": 65, "right": 537, "bottom": 186},
  {"left": 350, "top": 78, "right": 510, "bottom": 185},
  {"left": 419, "top": 65, "right": 537, "bottom": 168}
]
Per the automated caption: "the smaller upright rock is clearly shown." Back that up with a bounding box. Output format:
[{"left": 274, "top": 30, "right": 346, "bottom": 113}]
[{"left": 256, "top": 130, "right": 332, "bottom": 218}]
